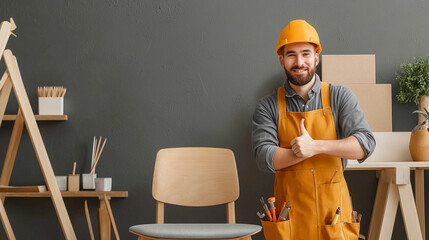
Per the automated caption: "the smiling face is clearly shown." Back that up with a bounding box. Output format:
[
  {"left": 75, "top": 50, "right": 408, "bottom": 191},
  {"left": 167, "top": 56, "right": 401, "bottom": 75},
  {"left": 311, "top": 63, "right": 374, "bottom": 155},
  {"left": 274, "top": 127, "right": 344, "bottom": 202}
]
[{"left": 279, "top": 42, "right": 319, "bottom": 86}]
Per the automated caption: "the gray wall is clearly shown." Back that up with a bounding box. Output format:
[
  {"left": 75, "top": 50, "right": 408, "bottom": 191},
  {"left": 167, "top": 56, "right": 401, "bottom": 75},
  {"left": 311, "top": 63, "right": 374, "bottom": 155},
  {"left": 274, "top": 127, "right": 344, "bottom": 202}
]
[{"left": 0, "top": 0, "right": 427, "bottom": 239}]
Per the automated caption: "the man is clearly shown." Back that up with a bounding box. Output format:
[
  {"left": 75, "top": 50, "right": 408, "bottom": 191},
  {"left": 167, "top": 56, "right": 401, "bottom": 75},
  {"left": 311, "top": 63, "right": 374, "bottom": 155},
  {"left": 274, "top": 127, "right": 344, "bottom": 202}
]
[{"left": 252, "top": 20, "right": 375, "bottom": 239}]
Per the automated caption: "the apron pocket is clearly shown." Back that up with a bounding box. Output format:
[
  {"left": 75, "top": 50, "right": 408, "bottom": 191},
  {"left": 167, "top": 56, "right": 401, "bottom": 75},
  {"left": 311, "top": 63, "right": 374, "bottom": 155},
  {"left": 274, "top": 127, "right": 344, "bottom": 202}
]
[
  {"left": 316, "top": 182, "right": 341, "bottom": 225},
  {"left": 343, "top": 222, "right": 360, "bottom": 240},
  {"left": 318, "top": 222, "right": 360, "bottom": 240},
  {"left": 318, "top": 224, "right": 343, "bottom": 240},
  {"left": 261, "top": 220, "right": 291, "bottom": 240}
]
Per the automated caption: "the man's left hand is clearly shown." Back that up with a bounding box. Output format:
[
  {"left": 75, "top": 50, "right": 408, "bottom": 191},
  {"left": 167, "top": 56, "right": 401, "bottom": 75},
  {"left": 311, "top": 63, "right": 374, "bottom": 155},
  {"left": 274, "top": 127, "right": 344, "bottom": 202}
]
[{"left": 290, "top": 118, "right": 318, "bottom": 158}]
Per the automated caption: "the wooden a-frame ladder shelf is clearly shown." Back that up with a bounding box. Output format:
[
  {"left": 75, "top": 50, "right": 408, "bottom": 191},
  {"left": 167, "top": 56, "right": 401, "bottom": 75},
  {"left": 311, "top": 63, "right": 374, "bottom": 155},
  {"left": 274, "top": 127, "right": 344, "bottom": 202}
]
[{"left": 0, "top": 19, "right": 77, "bottom": 239}]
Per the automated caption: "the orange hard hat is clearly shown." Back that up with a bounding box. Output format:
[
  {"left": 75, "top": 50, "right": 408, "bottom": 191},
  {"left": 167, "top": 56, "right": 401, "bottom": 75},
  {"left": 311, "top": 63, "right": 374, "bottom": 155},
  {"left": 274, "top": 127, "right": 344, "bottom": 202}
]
[{"left": 276, "top": 20, "right": 322, "bottom": 55}]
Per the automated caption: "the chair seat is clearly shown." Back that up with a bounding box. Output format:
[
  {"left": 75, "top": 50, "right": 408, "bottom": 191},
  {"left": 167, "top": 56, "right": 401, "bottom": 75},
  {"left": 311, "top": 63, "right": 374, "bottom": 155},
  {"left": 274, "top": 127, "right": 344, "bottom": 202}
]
[{"left": 129, "top": 223, "right": 262, "bottom": 239}]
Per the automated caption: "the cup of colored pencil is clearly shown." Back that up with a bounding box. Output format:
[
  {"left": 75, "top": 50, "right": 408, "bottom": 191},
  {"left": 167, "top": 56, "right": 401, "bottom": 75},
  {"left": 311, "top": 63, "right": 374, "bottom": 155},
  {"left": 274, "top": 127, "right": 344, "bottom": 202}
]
[
  {"left": 83, "top": 136, "right": 107, "bottom": 190},
  {"left": 38, "top": 86, "right": 66, "bottom": 115},
  {"left": 38, "top": 86, "right": 66, "bottom": 97}
]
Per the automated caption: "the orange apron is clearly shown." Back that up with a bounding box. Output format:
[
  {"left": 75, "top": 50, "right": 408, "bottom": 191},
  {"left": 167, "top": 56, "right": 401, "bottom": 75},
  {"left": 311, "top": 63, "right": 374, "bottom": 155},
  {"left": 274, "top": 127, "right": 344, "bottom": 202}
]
[{"left": 273, "top": 82, "right": 359, "bottom": 240}]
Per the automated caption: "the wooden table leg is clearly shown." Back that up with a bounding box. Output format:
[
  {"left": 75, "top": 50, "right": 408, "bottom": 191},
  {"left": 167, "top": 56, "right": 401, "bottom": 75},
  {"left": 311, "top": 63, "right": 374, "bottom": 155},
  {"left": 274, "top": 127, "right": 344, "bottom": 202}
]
[
  {"left": 378, "top": 179, "right": 399, "bottom": 240},
  {"left": 415, "top": 169, "right": 425, "bottom": 240},
  {"left": 98, "top": 198, "right": 111, "bottom": 240},
  {"left": 398, "top": 183, "right": 423, "bottom": 240},
  {"left": 368, "top": 170, "right": 390, "bottom": 240},
  {"left": 369, "top": 168, "right": 425, "bottom": 240}
]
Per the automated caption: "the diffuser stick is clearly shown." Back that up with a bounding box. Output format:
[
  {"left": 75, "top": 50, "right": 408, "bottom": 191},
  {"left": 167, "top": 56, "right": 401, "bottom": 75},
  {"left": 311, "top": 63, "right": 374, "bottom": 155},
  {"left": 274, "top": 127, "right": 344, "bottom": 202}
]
[
  {"left": 91, "top": 136, "right": 102, "bottom": 171},
  {"left": 91, "top": 137, "right": 96, "bottom": 169},
  {"left": 90, "top": 138, "right": 107, "bottom": 174}
]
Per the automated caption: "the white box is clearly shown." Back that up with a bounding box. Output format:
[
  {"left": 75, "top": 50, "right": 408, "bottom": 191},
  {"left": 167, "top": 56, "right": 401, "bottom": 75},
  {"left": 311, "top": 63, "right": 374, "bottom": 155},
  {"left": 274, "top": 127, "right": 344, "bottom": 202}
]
[
  {"left": 82, "top": 173, "right": 97, "bottom": 189},
  {"left": 55, "top": 176, "right": 67, "bottom": 191},
  {"left": 95, "top": 178, "right": 112, "bottom": 191},
  {"left": 39, "top": 97, "right": 64, "bottom": 115}
]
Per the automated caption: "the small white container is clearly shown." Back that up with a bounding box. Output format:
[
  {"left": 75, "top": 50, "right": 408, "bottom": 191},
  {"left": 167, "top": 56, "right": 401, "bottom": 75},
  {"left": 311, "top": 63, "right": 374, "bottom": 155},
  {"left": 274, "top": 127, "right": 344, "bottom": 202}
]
[
  {"left": 55, "top": 176, "right": 67, "bottom": 191},
  {"left": 39, "top": 97, "right": 64, "bottom": 115},
  {"left": 95, "top": 178, "right": 112, "bottom": 191},
  {"left": 82, "top": 173, "right": 97, "bottom": 189}
]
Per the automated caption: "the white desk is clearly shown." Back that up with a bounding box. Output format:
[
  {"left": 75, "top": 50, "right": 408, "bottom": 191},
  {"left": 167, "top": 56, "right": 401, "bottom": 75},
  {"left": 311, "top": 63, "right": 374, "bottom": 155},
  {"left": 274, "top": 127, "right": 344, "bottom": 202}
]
[{"left": 346, "top": 132, "right": 428, "bottom": 240}]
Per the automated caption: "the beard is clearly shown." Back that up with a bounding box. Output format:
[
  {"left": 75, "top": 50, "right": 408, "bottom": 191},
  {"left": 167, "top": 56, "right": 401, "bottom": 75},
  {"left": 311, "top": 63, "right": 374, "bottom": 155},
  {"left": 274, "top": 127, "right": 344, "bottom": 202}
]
[{"left": 284, "top": 63, "right": 316, "bottom": 86}]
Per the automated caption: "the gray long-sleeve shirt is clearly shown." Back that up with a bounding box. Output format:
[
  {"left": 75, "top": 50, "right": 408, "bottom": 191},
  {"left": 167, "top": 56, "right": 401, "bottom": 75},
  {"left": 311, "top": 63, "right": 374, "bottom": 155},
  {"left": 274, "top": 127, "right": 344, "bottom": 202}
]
[{"left": 252, "top": 74, "right": 376, "bottom": 173}]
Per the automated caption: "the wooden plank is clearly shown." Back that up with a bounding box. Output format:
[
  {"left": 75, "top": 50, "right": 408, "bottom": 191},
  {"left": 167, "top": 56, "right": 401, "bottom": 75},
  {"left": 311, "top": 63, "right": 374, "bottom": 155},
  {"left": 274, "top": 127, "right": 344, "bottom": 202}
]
[
  {"left": 0, "top": 198, "right": 15, "bottom": 240},
  {"left": 3, "top": 114, "right": 68, "bottom": 121},
  {"left": 98, "top": 199, "right": 111, "bottom": 240},
  {"left": 347, "top": 161, "right": 429, "bottom": 170},
  {"left": 0, "top": 185, "right": 46, "bottom": 192},
  {"left": 0, "top": 71, "right": 8, "bottom": 92},
  {"left": 394, "top": 167, "right": 410, "bottom": 185},
  {"left": 104, "top": 195, "right": 120, "bottom": 240},
  {"left": 2, "top": 191, "right": 128, "bottom": 198},
  {"left": 0, "top": 109, "right": 24, "bottom": 202},
  {"left": 0, "top": 76, "right": 12, "bottom": 129},
  {"left": 415, "top": 169, "right": 425, "bottom": 240},
  {"left": 4, "top": 50, "right": 76, "bottom": 240},
  {"left": 398, "top": 183, "right": 423, "bottom": 240},
  {"left": 378, "top": 180, "right": 399, "bottom": 240},
  {"left": 0, "top": 21, "right": 12, "bottom": 62}
]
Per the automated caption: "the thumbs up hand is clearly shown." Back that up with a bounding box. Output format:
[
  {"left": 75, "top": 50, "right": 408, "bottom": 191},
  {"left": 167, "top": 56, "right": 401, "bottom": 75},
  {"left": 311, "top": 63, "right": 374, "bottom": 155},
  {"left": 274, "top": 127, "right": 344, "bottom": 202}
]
[
  {"left": 299, "top": 118, "right": 309, "bottom": 136},
  {"left": 290, "top": 118, "right": 317, "bottom": 158}
]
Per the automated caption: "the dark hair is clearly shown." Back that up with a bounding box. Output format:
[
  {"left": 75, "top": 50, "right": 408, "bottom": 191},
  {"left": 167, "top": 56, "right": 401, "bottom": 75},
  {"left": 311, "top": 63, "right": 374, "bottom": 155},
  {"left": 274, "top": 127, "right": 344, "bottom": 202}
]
[{"left": 281, "top": 43, "right": 317, "bottom": 56}]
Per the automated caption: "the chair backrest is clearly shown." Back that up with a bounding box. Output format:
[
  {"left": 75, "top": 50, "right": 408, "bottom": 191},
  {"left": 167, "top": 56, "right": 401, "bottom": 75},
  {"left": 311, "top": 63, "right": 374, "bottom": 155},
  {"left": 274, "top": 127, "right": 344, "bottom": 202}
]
[{"left": 152, "top": 148, "right": 240, "bottom": 223}]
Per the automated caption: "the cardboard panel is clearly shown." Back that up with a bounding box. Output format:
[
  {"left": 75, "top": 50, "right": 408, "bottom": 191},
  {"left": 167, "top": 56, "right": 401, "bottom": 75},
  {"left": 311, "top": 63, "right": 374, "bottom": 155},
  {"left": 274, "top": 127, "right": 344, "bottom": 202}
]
[
  {"left": 364, "top": 132, "right": 411, "bottom": 162},
  {"left": 322, "top": 55, "right": 375, "bottom": 84},
  {"left": 342, "top": 84, "right": 392, "bottom": 132}
]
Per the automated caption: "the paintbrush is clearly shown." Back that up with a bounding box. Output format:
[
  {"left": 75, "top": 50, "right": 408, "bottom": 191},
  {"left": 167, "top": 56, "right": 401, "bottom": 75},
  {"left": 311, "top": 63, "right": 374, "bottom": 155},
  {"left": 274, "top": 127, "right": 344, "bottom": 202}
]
[{"left": 72, "top": 162, "right": 77, "bottom": 175}]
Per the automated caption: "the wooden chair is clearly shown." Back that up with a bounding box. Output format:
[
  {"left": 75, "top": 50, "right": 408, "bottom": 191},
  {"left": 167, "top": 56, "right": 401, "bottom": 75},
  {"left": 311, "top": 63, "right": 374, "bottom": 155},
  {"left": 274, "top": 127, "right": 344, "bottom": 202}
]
[{"left": 129, "top": 147, "right": 261, "bottom": 240}]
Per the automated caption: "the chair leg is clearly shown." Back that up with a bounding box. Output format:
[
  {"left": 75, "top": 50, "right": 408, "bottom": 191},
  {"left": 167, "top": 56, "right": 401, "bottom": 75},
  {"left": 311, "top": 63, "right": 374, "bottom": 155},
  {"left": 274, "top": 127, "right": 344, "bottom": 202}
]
[{"left": 138, "top": 236, "right": 153, "bottom": 240}]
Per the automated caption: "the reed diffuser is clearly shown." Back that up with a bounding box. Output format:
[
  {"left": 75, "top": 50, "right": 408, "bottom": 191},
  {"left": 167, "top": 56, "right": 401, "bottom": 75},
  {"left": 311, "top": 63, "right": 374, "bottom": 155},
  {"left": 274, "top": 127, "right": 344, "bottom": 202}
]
[{"left": 83, "top": 136, "right": 108, "bottom": 190}]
